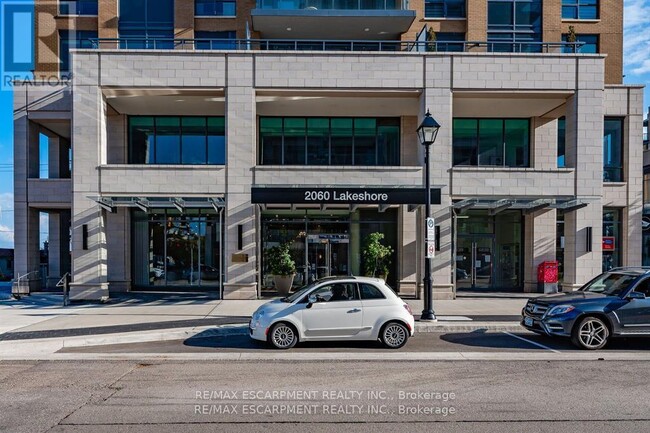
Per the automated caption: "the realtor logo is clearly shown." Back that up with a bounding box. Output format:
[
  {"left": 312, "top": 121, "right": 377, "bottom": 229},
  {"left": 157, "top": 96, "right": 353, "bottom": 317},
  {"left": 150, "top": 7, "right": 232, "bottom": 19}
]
[{"left": 1, "top": 1, "right": 35, "bottom": 89}]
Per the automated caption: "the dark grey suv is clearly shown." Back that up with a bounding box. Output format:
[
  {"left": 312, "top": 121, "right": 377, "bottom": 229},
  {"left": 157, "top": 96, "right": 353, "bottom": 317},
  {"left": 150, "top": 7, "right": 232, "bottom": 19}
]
[{"left": 522, "top": 267, "right": 650, "bottom": 350}]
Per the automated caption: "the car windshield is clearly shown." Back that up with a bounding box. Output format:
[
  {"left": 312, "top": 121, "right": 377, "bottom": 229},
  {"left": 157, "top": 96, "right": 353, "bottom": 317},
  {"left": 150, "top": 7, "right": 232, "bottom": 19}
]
[
  {"left": 282, "top": 282, "right": 318, "bottom": 303},
  {"left": 580, "top": 273, "right": 638, "bottom": 296}
]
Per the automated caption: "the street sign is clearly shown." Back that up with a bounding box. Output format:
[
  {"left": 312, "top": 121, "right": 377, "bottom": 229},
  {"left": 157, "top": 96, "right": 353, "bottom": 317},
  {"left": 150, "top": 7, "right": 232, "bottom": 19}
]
[
  {"left": 426, "top": 241, "right": 436, "bottom": 258},
  {"left": 426, "top": 217, "right": 435, "bottom": 241}
]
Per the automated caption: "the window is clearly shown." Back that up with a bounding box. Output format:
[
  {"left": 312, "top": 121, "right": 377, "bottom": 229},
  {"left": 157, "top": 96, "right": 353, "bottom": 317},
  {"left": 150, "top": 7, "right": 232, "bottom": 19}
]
[
  {"left": 259, "top": 117, "right": 400, "bottom": 166},
  {"left": 488, "top": 0, "right": 542, "bottom": 52},
  {"left": 633, "top": 279, "right": 650, "bottom": 297},
  {"left": 557, "top": 117, "right": 566, "bottom": 167},
  {"left": 129, "top": 116, "right": 226, "bottom": 164},
  {"left": 562, "top": 34, "right": 598, "bottom": 53},
  {"left": 59, "top": 30, "right": 98, "bottom": 74},
  {"left": 118, "top": 0, "right": 174, "bottom": 49},
  {"left": 195, "top": 0, "right": 236, "bottom": 16},
  {"left": 310, "top": 283, "right": 359, "bottom": 302},
  {"left": 359, "top": 283, "right": 386, "bottom": 300},
  {"left": 453, "top": 118, "right": 530, "bottom": 167},
  {"left": 424, "top": 0, "right": 466, "bottom": 18},
  {"left": 436, "top": 32, "right": 465, "bottom": 52},
  {"left": 603, "top": 118, "right": 623, "bottom": 182},
  {"left": 602, "top": 209, "right": 622, "bottom": 272},
  {"left": 562, "top": 0, "right": 598, "bottom": 20},
  {"left": 59, "top": 0, "right": 98, "bottom": 15},
  {"left": 195, "top": 31, "right": 237, "bottom": 50}
]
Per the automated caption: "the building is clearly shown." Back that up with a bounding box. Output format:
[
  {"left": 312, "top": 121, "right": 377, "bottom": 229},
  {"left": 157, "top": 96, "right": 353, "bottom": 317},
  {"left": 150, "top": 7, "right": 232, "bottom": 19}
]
[
  {"left": 643, "top": 108, "right": 649, "bottom": 265},
  {"left": 13, "top": 0, "right": 644, "bottom": 300}
]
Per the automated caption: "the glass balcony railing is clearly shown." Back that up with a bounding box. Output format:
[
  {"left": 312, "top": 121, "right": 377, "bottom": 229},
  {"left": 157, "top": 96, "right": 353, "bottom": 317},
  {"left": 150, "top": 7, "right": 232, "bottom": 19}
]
[{"left": 255, "top": 0, "right": 409, "bottom": 10}]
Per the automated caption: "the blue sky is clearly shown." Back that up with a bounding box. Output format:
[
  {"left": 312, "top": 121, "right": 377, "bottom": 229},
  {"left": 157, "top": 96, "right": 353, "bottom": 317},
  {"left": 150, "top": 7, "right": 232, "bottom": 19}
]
[{"left": 0, "top": 1, "right": 649, "bottom": 249}]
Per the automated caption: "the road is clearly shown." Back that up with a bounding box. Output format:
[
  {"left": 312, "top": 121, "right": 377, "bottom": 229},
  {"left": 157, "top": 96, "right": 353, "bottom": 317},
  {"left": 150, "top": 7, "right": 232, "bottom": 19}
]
[{"left": 1, "top": 359, "right": 649, "bottom": 433}]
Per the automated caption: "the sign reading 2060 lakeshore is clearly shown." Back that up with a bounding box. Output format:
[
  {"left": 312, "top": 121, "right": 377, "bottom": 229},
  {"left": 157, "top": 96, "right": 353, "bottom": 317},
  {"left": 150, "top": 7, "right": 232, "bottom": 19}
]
[{"left": 251, "top": 187, "right": 441, "bottom": 205}]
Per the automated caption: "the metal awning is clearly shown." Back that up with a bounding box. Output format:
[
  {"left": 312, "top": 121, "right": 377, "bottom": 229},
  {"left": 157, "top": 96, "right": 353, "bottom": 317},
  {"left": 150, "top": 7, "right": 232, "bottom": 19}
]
[
  {"left": 89, "top": 196, "right": 225, "bottom": 213},
  {"left": 452, "top": 197, "right": 590, "bottom": 214}
]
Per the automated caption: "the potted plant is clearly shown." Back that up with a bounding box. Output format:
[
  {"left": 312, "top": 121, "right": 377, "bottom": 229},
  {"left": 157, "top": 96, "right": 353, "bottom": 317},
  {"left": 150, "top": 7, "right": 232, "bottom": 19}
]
[
  {"left": 266, "top": 243, "right": 296, "bottom": 296},
  {"left": 426, "top": 27, "right": 437, "bottom": 52},
  {"left": 362, "top": 232, "right": 394, "bottom": 280}
]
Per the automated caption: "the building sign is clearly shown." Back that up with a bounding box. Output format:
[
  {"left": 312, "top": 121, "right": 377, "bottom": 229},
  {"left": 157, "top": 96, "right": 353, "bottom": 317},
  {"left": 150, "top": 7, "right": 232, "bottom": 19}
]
[
  {"left": 602, "top": 236, "right": 615, "bottom": 251},
  {"left": 251, "top": 187, "right": 442, "bottom": 205}
]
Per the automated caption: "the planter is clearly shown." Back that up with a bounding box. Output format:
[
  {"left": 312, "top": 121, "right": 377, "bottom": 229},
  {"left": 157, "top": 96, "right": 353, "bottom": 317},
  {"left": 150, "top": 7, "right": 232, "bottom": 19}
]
[{"left": 274, "top": 274, "right": 295, "bottom": 296}]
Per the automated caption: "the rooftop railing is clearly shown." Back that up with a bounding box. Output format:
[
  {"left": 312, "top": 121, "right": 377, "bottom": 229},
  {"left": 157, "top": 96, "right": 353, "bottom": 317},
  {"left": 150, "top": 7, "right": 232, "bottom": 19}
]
[
  {"left": 255, "top": 0, "right": 409, "bottom": 10},
  {"left": 88, "top": 38, "right": 586, "bottom": 53}
]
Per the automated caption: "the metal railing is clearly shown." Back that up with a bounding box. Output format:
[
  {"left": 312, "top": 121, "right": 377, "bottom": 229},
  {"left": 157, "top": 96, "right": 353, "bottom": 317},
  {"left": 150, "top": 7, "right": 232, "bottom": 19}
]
[
  {"left": 88, "top": 38, "right": 585, "bottom": 53},
  {"left": 255, "top": 0, "right": 409, "bottom": 10},
  {"left": 11, "top": 270, "right": 39, "bottom": 298}
]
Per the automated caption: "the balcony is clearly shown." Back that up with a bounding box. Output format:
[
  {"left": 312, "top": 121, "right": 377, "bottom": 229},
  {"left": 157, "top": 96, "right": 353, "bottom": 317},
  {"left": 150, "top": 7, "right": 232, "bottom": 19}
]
[{"left": 251, "top": 0, "right": 415, "bottom": 40}]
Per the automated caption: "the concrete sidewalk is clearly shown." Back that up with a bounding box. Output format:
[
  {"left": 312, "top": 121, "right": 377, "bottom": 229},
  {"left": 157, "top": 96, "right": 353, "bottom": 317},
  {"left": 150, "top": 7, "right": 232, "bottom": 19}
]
[{"left": 0, "top": 288, "right": 533, "bottom": 356}]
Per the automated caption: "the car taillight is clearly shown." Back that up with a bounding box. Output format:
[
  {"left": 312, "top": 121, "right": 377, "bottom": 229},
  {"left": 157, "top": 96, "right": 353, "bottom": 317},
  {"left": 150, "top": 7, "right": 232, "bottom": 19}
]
[{"left": 404, "top": 304, "right": 413, "bottom": 315}]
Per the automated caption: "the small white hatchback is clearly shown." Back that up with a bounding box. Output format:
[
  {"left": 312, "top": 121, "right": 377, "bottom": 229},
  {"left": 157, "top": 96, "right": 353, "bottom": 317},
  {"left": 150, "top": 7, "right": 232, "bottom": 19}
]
[{"left": 249, "top": 276, "right": 415, "bottom": 349}]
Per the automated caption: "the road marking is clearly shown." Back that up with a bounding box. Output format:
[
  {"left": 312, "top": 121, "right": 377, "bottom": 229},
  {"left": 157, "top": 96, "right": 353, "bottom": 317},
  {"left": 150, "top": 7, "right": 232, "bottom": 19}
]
[{"left": 502, "top": 331, "right": 561, "bottom": 353}]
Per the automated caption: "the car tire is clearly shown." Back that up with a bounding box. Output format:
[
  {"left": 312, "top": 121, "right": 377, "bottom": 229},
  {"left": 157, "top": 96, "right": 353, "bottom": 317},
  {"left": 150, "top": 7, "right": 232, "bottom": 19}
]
[
  {"left": 571, "top": 316, "right": 610, "bottom": 350},
  {"left": 268, "top": 322, "right": 298, "bottom": 350},
  {"left": 380, "top": 321, "right": 409, "bottom": 349}
]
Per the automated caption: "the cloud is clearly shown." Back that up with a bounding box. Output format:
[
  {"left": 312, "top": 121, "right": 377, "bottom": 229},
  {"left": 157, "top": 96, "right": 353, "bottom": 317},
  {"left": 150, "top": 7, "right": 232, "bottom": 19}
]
[
  {"left": 623, "top": 0, "right": 650, "bottom": 76},
  {"left": 0, "top": 224, "right": 13, "bottom": 246}
]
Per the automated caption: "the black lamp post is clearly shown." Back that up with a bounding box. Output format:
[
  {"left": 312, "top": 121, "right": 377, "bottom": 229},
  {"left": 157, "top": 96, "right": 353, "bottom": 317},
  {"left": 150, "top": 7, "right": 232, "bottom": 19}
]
[{"left": 416, "top": 109, "right": 441, "bottom": 322}]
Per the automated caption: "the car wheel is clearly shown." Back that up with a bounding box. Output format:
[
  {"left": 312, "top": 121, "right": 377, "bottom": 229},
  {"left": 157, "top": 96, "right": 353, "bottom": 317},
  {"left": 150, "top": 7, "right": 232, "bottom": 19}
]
[
  {"left": 268, "top": 322, "right": 298, "bottom": 350},
  {"left": 571, "top": 316, "right": 610, "bottom": 350},
  {"left": 380, "top": 322, "right": 409, "bottom": 349}
]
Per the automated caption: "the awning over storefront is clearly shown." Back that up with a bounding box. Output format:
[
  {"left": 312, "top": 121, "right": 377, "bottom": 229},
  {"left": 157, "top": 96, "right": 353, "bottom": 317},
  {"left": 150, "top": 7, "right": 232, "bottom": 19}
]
[
  {"left": 251, "top": 186, "right": 442, "bottom": 212},
  {"left": 452, "top": 197, "right": 589, "bottom": 214},
  {"left": 89, "top": 196, "right": 226, "bottom": 213}
]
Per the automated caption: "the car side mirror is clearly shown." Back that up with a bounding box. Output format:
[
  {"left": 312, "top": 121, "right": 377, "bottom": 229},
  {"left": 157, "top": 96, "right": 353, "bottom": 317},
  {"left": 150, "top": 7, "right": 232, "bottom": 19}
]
[
  {"left": 306, "top": 294, "right": 318, "bottom": 308},
  {"left": 627, "top": 292, "right": 646, "bottom": 300}
]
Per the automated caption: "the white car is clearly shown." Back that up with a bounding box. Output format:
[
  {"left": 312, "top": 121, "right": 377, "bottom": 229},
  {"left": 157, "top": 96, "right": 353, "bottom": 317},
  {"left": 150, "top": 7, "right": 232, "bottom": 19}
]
[{"left": 249, "top": 276, "right": 415, "bottom": 349}]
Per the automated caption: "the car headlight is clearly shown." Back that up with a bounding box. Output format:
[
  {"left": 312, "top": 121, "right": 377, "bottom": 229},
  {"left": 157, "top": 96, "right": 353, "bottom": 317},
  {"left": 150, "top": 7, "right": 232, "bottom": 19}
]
[
  {"left": 546, "top": 305, "right": 575, "bottom": 317},
  {"left": 252, "top": 310, "right": 265, "bottom": 321}
]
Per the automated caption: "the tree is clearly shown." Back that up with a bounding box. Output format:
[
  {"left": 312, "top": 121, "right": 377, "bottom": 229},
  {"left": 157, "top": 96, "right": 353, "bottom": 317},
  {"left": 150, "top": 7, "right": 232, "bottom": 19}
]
[{"left": 362, "top": 232, "right": 394, "bottom": 278}]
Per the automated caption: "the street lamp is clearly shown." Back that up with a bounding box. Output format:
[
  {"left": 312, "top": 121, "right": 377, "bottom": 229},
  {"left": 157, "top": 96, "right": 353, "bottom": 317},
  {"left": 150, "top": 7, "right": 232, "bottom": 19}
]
[{"left": 416, "top": 109, "right": 441, "bottom": 322}]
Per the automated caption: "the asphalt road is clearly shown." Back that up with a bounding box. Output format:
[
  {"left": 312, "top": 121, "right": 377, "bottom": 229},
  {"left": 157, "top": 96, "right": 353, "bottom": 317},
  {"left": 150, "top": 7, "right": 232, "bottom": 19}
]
[
  {"left": 58, "top": 329, "right": 650, "bottom": 354},
  {"left": 1, "top": 359, "right": 649, "bottom": 433}
]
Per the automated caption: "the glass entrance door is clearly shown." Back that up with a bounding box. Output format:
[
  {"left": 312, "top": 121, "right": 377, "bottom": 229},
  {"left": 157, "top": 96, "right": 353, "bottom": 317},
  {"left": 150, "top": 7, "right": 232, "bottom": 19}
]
[
  {"left": 456, "top": 236, "right": 493, "bottom": 289},
  {"left": 307, "top": 235, "right": 349, "bottom": 282}
]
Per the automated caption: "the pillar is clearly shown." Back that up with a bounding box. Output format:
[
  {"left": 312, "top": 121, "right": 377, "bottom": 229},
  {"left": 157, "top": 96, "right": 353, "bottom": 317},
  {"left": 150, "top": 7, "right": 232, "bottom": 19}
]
[
  {"left": 46, "top": 210, "right": 71, "bottom": 289},
  {"left": 523, "top": 209, "right": 557, "bottom": 292}
]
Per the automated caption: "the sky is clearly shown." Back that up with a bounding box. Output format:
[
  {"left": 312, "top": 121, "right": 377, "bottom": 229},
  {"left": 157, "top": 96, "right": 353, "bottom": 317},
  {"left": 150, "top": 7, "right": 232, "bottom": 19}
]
[{"left": 0, "top": 0, "right": 649, "bottom": 249}]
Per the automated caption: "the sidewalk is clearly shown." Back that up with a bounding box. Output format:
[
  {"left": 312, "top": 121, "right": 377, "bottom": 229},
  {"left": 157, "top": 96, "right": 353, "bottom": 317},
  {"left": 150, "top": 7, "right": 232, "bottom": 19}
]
[{"left": 0, "top": 289, "right": 532, "bottom": 356}]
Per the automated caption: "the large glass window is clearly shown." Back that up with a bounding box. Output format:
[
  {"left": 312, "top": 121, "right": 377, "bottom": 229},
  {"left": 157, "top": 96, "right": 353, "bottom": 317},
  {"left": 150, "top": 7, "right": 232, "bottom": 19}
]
[
  {"left": 195, "top": 0, "right": 236, "bottom": 16},
  {"left": 129, "top": 116, "right": 226, "bottom": 164},
  {"left": 132, "top": 209, "right": 224, "bottom": 289},
  {"left": 562, "top": 0, "right": 598, "bottom": 20},
  {"left": 562, "top": 34, "right": 598, "bottom": 53},
  {"left": 195, "top": 31, "right": 237, "bottom": 50},
  {"left": 259, "top": 117, "right": 400, "bottom": 166},
  {"left": 603, "top": 117, "right": 623, "bottom": 182},
  {"left": 487, "top": 0, "right": 542, "bottom": 52},
  {"left": 453, "top": 118, "right": 530, "bottom": 167},
  {"left": 59, "top": 0, "right": 98, "bottom": 15},
  {"left": 557, "top": 117, "right": 566, "bottom": 167},
  {"left": 602, "top": 209, "right": 621, "bottom": 272},
  {"left": 436, "top": 32, "right": 465, "bottom": 52},
  {"left": 424, "top": 0, "right": 466, "bottom": 18},
  {"left": 59, "top": 30, "right": 98, "bottom": 75},
  {"left": 118, "top": 0, "right": 174, "bottom": 49}
]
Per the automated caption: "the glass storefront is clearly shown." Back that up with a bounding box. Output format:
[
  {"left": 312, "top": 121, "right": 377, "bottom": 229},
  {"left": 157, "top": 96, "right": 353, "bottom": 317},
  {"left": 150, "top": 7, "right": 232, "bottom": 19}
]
[
  {"left": 602, "top": 208, "right": 621, "bottom": 272},
  {"left": 456, "top": 210, "right": 523, "bottom": 291},
  {"left": 261, "top": 209, "right": 398, "bottom": 290},
  {"left": 132, "top": 209, "right": 224, "bottom": 290}
]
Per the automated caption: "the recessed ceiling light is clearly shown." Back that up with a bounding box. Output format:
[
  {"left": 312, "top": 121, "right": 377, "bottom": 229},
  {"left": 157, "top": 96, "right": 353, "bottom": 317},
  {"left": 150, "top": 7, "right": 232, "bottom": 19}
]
[
  {"left": 286, "top": 27, "right": 292, "bottom": 31},
  {"left": 364, "top": 28, "right": 370, "bottom": 32}
]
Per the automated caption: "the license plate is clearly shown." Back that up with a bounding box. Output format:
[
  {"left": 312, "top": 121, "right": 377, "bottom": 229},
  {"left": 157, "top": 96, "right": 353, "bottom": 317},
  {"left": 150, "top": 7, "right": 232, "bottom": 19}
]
[{"left": 524, "top": 317, "right": 534, "bottom": 327}]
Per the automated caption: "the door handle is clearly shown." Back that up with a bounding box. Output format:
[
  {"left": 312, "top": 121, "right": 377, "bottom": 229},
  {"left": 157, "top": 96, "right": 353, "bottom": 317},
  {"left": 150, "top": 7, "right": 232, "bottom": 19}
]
[{"left": 348, "top": 308, "right": 361, "bottom": 313}]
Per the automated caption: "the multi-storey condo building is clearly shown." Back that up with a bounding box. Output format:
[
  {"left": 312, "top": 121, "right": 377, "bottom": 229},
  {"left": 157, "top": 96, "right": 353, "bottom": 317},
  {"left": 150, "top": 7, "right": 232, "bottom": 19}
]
[{"left": 13, "top": 0, "right": 644, "bottom": 300}]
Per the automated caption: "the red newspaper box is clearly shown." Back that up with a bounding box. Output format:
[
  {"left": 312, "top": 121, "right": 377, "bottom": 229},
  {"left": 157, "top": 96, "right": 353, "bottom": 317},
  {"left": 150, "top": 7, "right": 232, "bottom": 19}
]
[{"left": 537, "top": 261, "right": 559, "bottom": 293}]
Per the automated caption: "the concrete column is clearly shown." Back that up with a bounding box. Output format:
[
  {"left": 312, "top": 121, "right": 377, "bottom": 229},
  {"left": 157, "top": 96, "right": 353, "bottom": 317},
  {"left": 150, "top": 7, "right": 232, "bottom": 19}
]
[
  {"left": 421, "top": 57, "right": 454, "bottom": 300},
  {"left": 223, "top": 54, "right": 257, "bottom": 300},
  {"left": 563, "top": 83, "right": 605, "bottom": 290},
  {"left": 70, "top": 53, "right": 110, "bottom": 300},
  {"left": 398, "top": 206, "right": 418, "bottom": 297},
  {"left": 46, "top": 211, "right": 71, "bottom": 288},
  {"left": 106, "top": 208, "right": 131, "bottom": 292},
  {"left": 523, "top": 209, "right": 557, "bottom": 293}
]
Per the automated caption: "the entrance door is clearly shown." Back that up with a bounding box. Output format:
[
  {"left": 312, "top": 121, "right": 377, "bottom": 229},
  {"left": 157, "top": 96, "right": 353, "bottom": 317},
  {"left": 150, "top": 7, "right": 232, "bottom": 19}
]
[
  {"left": 307, "top": 235, "right": 349, "bottom": 281},
  {"left": 456, "top": 236, "right": 493, "bottom": 289}
]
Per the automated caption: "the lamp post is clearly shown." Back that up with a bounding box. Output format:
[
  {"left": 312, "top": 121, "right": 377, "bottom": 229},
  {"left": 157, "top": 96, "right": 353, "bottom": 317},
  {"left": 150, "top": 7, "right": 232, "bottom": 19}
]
[{"left": 416, "top": 109, "right": 441, "bottom": 322}]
